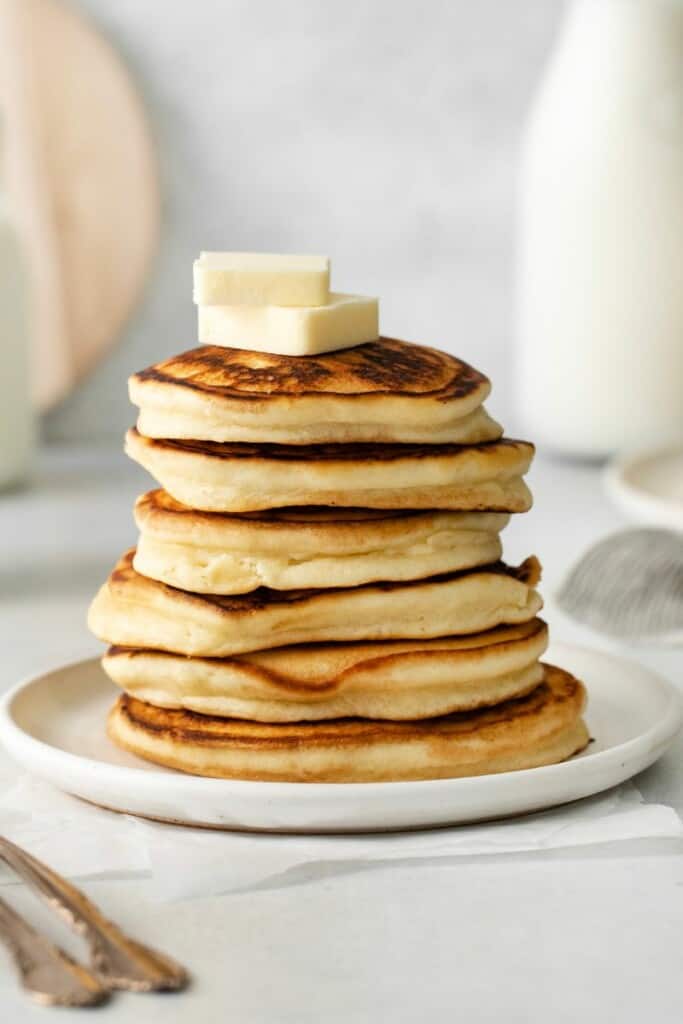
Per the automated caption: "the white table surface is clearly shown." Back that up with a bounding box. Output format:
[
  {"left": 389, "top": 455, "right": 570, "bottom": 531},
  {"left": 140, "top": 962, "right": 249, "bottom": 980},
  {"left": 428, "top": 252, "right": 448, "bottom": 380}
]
[{"left": 1, "top": 443, "right": 682, "bottom": 1023}]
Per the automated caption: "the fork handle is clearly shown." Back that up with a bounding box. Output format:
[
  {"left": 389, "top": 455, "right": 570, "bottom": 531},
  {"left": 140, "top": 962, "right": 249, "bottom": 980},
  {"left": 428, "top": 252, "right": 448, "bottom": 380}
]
[
  {"left": 0, "top": 836, "right": 188, "bottom": 992},
  {"left": 0, "top": 895, "right": 108, "bottom": 1006}
]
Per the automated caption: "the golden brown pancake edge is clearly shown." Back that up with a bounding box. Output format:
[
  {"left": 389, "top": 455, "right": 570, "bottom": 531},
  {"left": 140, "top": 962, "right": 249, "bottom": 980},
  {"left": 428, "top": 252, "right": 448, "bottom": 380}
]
[
  {"left": 128, "top": 428, "right": 535, "bottom": 465},
  {"left": 106, "top": 663, "right": 589, "bottom": 781}
]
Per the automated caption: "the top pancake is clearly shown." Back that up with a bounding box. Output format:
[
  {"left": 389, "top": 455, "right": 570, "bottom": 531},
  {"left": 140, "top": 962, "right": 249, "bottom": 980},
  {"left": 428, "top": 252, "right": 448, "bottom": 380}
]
[{"left": 129, "top": 338, "right": 503, "bottom": 445}]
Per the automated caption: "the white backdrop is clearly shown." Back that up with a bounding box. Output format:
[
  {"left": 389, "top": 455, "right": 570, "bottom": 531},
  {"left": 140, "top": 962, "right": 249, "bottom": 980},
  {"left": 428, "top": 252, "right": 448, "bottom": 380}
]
[{"left": 45, "top": 0, "right": 565, "bottom": 441}]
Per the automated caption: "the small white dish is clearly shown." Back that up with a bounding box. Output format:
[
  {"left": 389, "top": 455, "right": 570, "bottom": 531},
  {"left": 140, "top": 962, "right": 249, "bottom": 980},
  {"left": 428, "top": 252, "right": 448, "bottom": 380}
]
[
  {"left": 605, "top": 446, "right": 683, "bottom": 530},
  {"left": 0, "top": 644, "right": 680, "bottom": 833}
]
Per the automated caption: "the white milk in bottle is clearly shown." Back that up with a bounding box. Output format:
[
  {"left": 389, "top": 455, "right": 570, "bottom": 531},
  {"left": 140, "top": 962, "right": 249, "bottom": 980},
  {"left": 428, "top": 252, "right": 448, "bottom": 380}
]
[
  {"left": 0, "top": 117, "right": 32, "bottom": 488},
  {"left": 517, "top": 0, "right": 683, "bottom": 456}
]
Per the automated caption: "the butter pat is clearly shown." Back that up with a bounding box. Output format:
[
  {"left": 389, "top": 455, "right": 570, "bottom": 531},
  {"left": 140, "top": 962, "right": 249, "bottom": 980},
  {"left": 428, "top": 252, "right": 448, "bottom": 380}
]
[
  {"left": 194, "top": 252, "right": 330, "bottom": 307},
  {"left": 198, "top": 293, "right": 379, "bottom": 356}
]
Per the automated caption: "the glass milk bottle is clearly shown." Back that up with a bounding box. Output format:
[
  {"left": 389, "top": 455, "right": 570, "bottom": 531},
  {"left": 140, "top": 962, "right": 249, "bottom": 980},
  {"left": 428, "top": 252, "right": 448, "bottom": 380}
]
[
  {"left": 517, "top": 0, "right": 683, "bottom": 457},
  {"left": 0, "top": 118, "right": 32, "bottom": 488}
]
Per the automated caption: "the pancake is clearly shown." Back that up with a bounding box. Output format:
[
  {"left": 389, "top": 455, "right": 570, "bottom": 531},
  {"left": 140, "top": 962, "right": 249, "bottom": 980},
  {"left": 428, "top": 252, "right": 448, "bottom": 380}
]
[
  {"left": 106, "top": 663, "right": 589, "bottom": 782},
  {"left": 133, "top": 490, "right": 509, "bottom": 594},
  {"left": 88, "top": 550, "right": 543, "bottom": 657},
  {"left": 129, "top": 338, "right": 503, "bottom": 445},
  {"left": 102, "top": 619, "right": 549, "bottom": 722},
  {"left": 125, "top": 429, "right": 534, "bottom": 513}
]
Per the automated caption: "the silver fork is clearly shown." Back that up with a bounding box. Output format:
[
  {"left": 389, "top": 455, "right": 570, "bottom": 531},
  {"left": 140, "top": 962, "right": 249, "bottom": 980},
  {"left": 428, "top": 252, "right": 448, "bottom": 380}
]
[
  {"left": 0, "top": 895, "right": 108, "bottom": 1006},
  {"left": 0, "top": 835, "right": 189, "bottom": 1005}
]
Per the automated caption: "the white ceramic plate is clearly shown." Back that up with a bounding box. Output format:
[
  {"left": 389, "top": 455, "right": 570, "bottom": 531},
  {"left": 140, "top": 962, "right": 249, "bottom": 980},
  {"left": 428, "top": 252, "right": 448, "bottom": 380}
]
[
  {"left": 605, "top": 446, "right": 683, "bottom": 531},
  {"left": 0, "top": 644, "right": 680, "bottom": 833}
]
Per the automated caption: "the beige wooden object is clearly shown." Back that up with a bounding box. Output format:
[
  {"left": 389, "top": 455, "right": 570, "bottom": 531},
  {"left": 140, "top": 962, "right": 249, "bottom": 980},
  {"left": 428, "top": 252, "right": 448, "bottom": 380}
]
[{"left": 0, "top": 0, "right": 159, "bottom": 410}]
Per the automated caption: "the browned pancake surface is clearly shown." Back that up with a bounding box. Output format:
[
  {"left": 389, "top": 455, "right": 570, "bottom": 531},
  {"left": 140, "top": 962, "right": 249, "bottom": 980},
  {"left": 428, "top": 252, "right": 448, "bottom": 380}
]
[
  {"left": 128, "top": 428, "right": 534, "bottom": 465},
  {"left": 137, "top": 489, "right": 427, "bottom": 525},
  {"left": 114, "top": 663, "right": 585, "bottom": 748},
  {"left": 132, "top": 337, "right": 488, "bottom": 402}
]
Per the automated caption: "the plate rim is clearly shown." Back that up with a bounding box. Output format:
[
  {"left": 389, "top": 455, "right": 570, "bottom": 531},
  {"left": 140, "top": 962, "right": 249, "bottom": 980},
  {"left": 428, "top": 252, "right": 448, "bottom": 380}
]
[{"left": 0, "top": 643, "right": 681, "bottom": 801}]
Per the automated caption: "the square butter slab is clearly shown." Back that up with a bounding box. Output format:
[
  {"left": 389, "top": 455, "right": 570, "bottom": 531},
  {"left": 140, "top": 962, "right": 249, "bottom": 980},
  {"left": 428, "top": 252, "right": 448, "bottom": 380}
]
[
  {"left": 197, "top": 293, "right": 379, "bottom": 356},
  {"left": 194, "top": 252, "right": 330, "bottom": 307}
]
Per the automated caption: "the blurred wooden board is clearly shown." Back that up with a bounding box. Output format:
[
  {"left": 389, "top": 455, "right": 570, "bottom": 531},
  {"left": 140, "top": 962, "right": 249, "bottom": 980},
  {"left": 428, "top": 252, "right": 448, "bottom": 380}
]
[{"left": 0, "top": 0, "right": 160, "bottom": 410}]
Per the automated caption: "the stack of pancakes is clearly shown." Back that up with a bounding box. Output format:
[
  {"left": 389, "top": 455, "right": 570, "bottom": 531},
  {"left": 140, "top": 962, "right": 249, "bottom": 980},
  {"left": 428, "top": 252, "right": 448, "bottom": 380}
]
[{"left": 88, "top": 337, "right": 589, "bottom": 782}]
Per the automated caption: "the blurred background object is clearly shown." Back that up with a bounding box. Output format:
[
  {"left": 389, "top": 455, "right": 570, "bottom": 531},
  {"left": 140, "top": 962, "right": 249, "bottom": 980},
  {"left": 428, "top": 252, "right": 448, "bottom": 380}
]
[
  {"left": 0, "top": 113, "right": 32, "bottom": 489},
  {"left": 558, "top": 528, "right": 683, "bottom": 642},
  {"left": 517, "top": 0, "right": 683, "bottom": 457},
  {"left": 517, "top": 0, "right": 683, "bottom": 643},
  {"left": 0, "top": 0, "right": 159, "bottom": 412}
]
